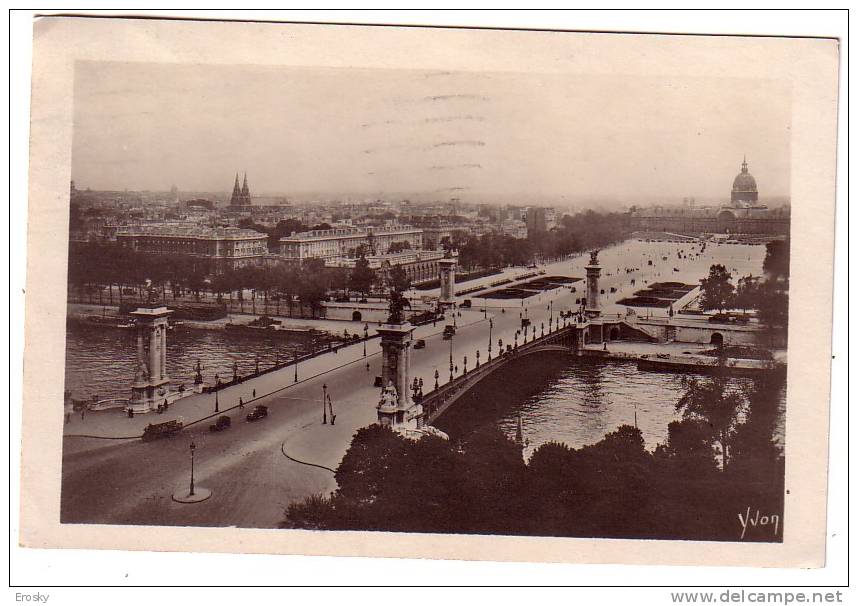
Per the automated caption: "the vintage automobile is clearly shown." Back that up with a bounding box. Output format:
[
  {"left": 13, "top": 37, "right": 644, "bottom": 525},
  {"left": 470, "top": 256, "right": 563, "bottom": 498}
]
[
  {"left": 413, "top": 339, "right": 426, "bottom": 349},
  {"left": 442, "top": 325, "right": 456, "bottom": 340},
  {"left": 142, "top": 419, "right": 183, "bottom": 442},
  {"left": 209, "top": 415, "right": 232, "bottom": 432},
  {"left": 246, "top": 405, "right": 268, "bottom": 422}
]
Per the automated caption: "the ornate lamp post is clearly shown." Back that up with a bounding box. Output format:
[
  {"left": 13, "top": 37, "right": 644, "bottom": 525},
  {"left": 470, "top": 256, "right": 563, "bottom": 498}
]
[
  {"left": 476, "top": 350, "right": 480, "bottom": 368},
  {"left": 363, "top": 323, "right": 369, "bottom": 357},
  {"left": 214, "top": 390, "right": 219, "bottom": 413},
  {"left": 188, "top": 441, "right": 196, "bottom": 497},
  {"left": 449, "top": 333, "right": 454, "bottom": 382},
  {"left": 514, "top": 331, "right": 518, "bottom": 348},
  {"left": 294, "top": 355, "right": 298, "bottom": 383},
  {"left": 463, "top": 355, "right": 468, "bottom": 374},
  {"left": 498, "top": 338, "right": 503, "bottom": 355},
  {"left": 434, "top": 368, "right": 439, "bottom": 390},
  {"left": 541, "top": 322, "right": 545, "bottom": 337},
  {"left": 322, "top": 383, "right": 328, "bottom": 424},
  {"left": 487, "top": 318, "right": 493, "bottom": 361}
]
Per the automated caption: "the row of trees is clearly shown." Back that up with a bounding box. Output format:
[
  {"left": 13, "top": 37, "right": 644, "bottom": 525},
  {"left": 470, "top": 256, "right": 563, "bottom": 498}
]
[
  {"left": 284, "top": 364, "right": 784, "bottom": 541},
  {"left": 67, "top": 242, "right": 349, "bottom": 317},
  {"left": 453, "top": 211, "right": 631, "bottom": 271},
  {"left": 699, "top": 240, "right": 790, "bottom": 332}
]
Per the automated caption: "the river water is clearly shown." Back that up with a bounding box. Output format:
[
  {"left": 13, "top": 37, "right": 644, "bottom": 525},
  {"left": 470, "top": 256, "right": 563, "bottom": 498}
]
[
  {"left": 63, "top": 324, "right": 333, "bottom": 403},
  {"left": 434, "top": 353, "right": 786, "bottom": 455}
]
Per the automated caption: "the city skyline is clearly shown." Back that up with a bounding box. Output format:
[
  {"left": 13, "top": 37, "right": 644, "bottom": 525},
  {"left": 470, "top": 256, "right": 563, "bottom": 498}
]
[{"left": 72, "top": 62, "right": 792, "bottom": 202}]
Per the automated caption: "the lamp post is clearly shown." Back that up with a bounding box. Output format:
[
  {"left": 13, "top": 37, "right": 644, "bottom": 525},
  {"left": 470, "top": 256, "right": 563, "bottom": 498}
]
[
  {"left": 488, "top": 318, "right": 493, "bottom": 361},
  {"left": 188, "top": 441, "right": 196, "bottom": 497},
  {"left": 434, "top": 368, "right": 439, "bottom": 390},
  {"left": 449, "top": 335, "right": 454, "bottom": 382},
  {"left": 514, "top": 331, "right": 518, "bottom": 348},
  {"left": 476, "top": 350, "right": 480, "bottom": 368},
  {"left": 363, "top": 323, "right": 368, "bottom": 357},
  {"left": 322, "top": 383, "right": 328, "bottom": 424},
  {"left": 214, "top": 390, "right": 219, "bottom": 413},
  {"left": 463, "top": 355, "right": 468, "bottom": 374},
  {"left": 541, "top": 322, "right": 545, "bottom": 337},
  {"left": 294, "top": 356, "right": 298, "bottom": 383},
  {"left": 498, "top": 338, "right": 503, "bottom": 355}
]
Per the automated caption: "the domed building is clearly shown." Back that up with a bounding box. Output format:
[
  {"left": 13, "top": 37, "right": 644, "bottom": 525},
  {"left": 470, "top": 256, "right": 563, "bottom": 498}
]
[
  {"left": 628, "top": 155, "right": 789, "bottom": 237},
  {"left": 731, "top": 156, "right": 758, "bottom": 206}
]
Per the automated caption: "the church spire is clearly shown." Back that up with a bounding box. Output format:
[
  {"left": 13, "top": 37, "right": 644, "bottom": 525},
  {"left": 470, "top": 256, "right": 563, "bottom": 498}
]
[
  {"left": 241, "top": 172, "right": 249, "bottom": 196},
  {"left": 741, "top": 155, "right": 748, "bottom": 173}
]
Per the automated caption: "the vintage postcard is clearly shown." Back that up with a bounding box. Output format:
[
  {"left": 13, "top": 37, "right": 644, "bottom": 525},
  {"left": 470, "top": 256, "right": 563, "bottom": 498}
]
[{"left": 20, "top": 16, "right": 839, "bottom": 568}]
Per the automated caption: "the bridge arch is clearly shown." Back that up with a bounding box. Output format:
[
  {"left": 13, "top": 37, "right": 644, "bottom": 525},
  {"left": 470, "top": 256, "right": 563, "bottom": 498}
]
[{"left": 710, "top": 332, "right": 724, "bottom": 346}]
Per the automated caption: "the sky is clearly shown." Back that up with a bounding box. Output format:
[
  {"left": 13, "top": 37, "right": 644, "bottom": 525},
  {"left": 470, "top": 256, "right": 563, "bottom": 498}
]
[{"left": 72, "top": 61, "right": 791, "bottom": 204}]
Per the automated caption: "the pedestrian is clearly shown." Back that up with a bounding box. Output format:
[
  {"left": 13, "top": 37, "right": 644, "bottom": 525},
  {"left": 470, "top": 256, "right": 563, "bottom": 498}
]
[
  {"left": 239, "top": 397, "right": 244, "bottom": 409},
  {"left": 252, "top": 388, "right": 256, "bottom": 398},
  {"left": 366, "top": 362, "right": 370, "bottom": 372},
  {"left": 81, "top": 407, "right": 85, "bottom": 421}
]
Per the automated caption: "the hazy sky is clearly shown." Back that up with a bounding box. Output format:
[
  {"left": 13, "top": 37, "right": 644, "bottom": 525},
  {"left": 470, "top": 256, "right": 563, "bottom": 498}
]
[{"left": 72, "top": 61, "right": 791, "bottom": 202}]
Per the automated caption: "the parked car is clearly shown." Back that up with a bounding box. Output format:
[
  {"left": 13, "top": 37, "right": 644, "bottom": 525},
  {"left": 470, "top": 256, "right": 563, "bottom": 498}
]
[
  {"left": 442, "top": 325, "right": 456, "bottom": 339},
  {"left": 246, "top": 405, "right": 268, "bottom": 422},
  {"left": 413, "top": 339, "right": 426, "bottom": 349},
  {"left": 209, "top": 415, "right": 232, "bottom": 432}
]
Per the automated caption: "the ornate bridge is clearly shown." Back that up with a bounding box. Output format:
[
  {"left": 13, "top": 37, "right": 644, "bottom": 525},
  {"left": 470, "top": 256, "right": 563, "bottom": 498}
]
[{"left": 420, "top": 319, "right": 592, "bottom": 426}]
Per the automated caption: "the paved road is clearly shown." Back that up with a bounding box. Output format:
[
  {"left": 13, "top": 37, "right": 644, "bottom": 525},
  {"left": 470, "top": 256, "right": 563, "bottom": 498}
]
[{"left": 61, "top": 240, "right": 766, "bottom": 528}]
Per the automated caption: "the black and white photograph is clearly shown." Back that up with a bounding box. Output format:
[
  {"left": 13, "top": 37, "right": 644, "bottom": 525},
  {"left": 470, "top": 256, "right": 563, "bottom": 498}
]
[{"left": 15, "top": 13, "right": 842, "bottom": 579}]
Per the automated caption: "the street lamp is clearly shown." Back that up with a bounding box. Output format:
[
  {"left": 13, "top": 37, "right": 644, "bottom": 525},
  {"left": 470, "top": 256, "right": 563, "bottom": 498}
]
[
  {"left": 188, "top": 441, "right": 196, "bottom": 497},
  {"left": 434, "top": 368, "right": 439, "bottom": 390},
  {"left": 541, "top": 322, "right": 545, "bottom": 337},
  {"left": 322, "top": 383, "right": 328, "bottom": 424},
  {"left": 449, "top": 334, "right": 454, "bottom": 382},
  {"left": 488, "top": 318, "right": 493, "bottom": 361},
  {"left": 476, "top": 350, "right": 480, "bottom": 368},
  {"left": 214, "top": 390, "right": 219, "bottom": 413},
  {"left": 498, "top": 338, "right": 503, "bottom": 355},
  {"left": 363, "top": 323, "right": 369, "bottom": 357},
  {"left": 294, "top": 356, "right": 298, "bottom": 383},
  {"left": 463, "top": 355, "right": 468, "bottom": 374}
]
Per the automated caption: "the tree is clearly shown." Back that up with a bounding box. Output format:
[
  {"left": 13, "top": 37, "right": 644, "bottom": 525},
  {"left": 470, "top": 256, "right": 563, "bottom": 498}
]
[
  {"left": 388, "top": 265, "right": 411, "bottom": 293},
  {"left": 733, "top": 275, "right": 759, "bottom": 313},
  {"left": 763, "top": 240, "right": 789, "bottom": 280},
  {"left": 387, "top": 241, "right": 412, "bottom": 254},
  {"left": 349, "top": 254, "right": 375, "bottom": 296},
  {"left": 675, "top": 356, "right": 746, "bottom": 471},
  {"left": 699, "top": 264, "right": 735, "bottom": 313}
]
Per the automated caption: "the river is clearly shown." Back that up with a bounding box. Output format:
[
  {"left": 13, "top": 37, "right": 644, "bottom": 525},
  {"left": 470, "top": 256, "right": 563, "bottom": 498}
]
[
  {"left": 63, "top": 324, "right": 334, "bottom": 403},
  {"left": 434, "top": 353, "right": 785, "bottom": 455}
]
